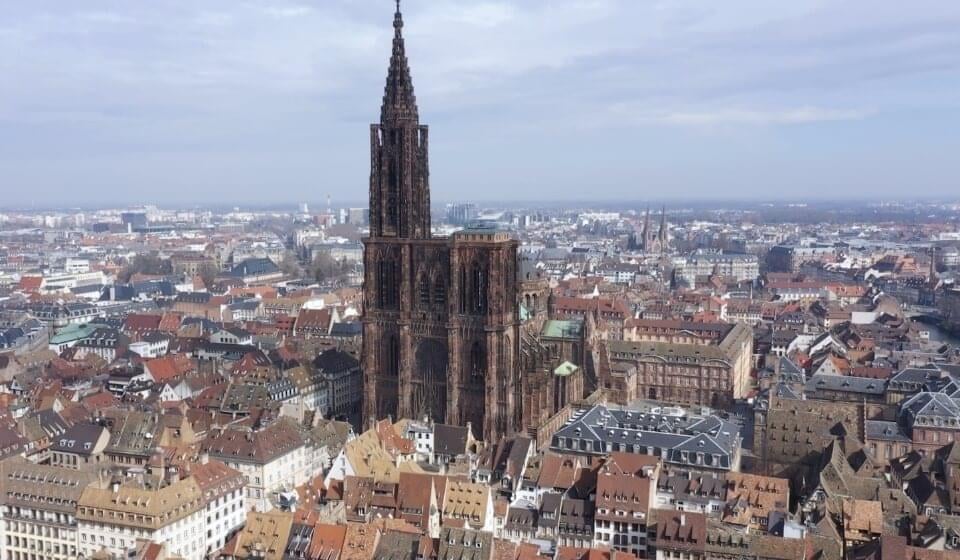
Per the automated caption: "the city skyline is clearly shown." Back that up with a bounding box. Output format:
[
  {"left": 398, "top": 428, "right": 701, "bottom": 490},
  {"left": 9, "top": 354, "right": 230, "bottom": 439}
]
[{"left": 2, "top": 0, "right": 959, "bottom": 205}]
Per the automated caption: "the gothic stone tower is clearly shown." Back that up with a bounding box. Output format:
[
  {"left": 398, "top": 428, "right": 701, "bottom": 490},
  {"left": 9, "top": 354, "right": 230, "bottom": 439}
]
[{"left": 362, "top": 5, "right": 520, "bottom": 442}]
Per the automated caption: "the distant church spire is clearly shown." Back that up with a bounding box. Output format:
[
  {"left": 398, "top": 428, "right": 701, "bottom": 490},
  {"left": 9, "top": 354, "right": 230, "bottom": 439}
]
[
  {"left": 382, "top": 0, "right": 418, "bottom": 123},
  {"left": 658, "top": 206, "right": 668, "bottom": 253}
]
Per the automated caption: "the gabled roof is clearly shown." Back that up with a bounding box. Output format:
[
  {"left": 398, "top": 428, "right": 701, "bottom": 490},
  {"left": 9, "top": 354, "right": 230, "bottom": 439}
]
[
  {"left": 901, "top": 392, "right": 960, "bottom": 423},
  {"left": 228, "top": 257, "right": 280, "bottom": 278},
  {"left": 805, "top": 374, "right": 885, "bottom": 396},
  {"left": 434, "top": 424, "right": 469, "bottom": 457},
  {"left": 50, "top": 423, "right": 106, "bottom": 455},
  {"left": 313, "top": 348, "right": 359, "bottom": 373}
]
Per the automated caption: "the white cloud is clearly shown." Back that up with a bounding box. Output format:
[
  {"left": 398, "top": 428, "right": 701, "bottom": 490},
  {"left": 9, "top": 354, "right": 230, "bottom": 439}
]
[
  {"left": 78, "top": 12, "right": 136, "bottom": 25},
  {"left": 1, "top": 0, "right": 959, "bottom": 202},
  {"left": 656, "top": 107, "right": 873, "bottom": 126},
  {"left": 263, "top": 5, "right": 313, "bottom": 19}
]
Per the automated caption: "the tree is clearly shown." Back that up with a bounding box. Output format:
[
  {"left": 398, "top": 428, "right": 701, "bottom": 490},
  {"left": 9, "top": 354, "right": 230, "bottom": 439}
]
[
  {"left": 197, "top": 263, "right": 219, "bottom": 290},
  {"left": 279, "top": 252, "right": 303, "bottom": 278},
  {"left": 119, "top": 253, "right": 171, "bottom": 283},
  {"left": 310, "top": 253, "right": 350, "bottom": 284}
]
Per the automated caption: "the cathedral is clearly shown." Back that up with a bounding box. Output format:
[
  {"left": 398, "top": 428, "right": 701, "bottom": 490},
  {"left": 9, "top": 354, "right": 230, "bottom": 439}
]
[
  {"left": 629, "top": 207, "right": 669, "bottom": 254},
  {"left": 361, "top": 5, "right": 522, "bottom": 442}
]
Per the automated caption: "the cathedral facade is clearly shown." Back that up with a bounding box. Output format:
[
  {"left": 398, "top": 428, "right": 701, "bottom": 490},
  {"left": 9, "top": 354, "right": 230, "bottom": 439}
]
[
  {"left": 632, "top": 206, "right": 669, "bottom": 254},
  {"left": 361, "top": 6, "right": 521, "bottom": 442}
]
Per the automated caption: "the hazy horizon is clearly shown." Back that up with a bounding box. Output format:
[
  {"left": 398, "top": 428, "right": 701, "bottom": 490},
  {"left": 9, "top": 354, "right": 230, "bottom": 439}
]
[{"left": 2, "top": 0, "right": 958, "bottom": 205}]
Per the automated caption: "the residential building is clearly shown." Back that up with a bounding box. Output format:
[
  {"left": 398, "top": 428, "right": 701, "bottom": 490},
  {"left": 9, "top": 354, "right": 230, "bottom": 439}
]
[
  {"left": 551, "top": 405, "right": 742, "bottom": 473},
  {"left": 204, "top": 420, "right": 309, "bottom": 512},
  {"left": 0, "top": 459, "right": 95, "bottom": 560},
  {"left": 593, "top": 453, "right": 659, "bottom": 558}
]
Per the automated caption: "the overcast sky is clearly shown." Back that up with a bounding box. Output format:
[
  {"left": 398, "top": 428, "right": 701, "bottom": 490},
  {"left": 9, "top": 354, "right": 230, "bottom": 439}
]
[{"left": 1, "top": 0, "right": 959, "bottom": 207}]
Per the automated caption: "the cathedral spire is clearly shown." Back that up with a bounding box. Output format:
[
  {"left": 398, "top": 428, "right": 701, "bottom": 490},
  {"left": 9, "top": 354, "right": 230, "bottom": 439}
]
[
  {"left": 370, "top": 1, "right": 431, "bottom": 240},
  {"left": 382, "top": 0, "right": 418, "bottom": 122}
]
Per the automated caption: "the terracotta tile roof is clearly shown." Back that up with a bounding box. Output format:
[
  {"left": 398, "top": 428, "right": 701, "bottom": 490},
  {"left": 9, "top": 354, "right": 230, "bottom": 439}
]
[
  {"left": 376, "top": 419, "right": 415, "bottom": 455},
  {"left": 158, "top": 313, "right": 183, "bottom": 332},
  {"left": 232, "top": 511, "right": 294, "bottom": 560},
  {"left": 80, "top": 391, "right": 118, "bottom": 412},
  {"left": 17, "top": 276, "right": 43, "bottom": 292},
  {"left": 722, "top": 472, "right": 790, "bottom": 530},
  {"left": 295, "top": 309, "right": 332, "bottom": 332},
  {"left": 537, "top": 452, "right": 587, "bottom": 490},
  {"left": 145, "top": 354, "right": 195, "bottom": 384},
  {"left": 186, "top": 458, "right": 245, "bottom": 500},
  {"left": 849, "top": 366, "right": 893, "bottom": 380},
  {"left": 309, "top": 522, "right": 347, "bottom": 560},
  {"left": 654, "top": 509, "right": 706, "bottom": 554},
  {"left": 123, "top": 313, "right": 163, "bottom": 332},
  {"left": 553, "top": 296, "right": 629, "bottom": 316},
  {"left": 842, "top": 498, "right": 883, "bottom": 536},
  {"left": 596, "top": 468, "right": 654, "bottom": 519},
  {"left": 341, "top": 522, "right": 382, "bottom": 560},
  {"left": 204, "top": 419, "right": 304, "bottom": 464},
  {"left": 442, "top": 480, "right": 490, "bottom": 527},
  {"left": 397, "top": 472, "right": 436, "bottom": 527},
  {"left": 556, "top": 547, "right": 639, "bottom": 560}
]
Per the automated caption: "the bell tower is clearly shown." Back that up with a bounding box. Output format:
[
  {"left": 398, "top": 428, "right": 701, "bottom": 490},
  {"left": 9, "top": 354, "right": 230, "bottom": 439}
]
[{"left": 369, "top": 1, "right": 431, "bottom": 240}]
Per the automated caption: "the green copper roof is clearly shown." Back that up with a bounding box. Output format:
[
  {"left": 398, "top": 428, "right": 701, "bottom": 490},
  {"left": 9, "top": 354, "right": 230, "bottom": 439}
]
[
  {"left": 519, "top": 303, "right": 530, "bottom": 322},
  {"left": 49, "top": 322, "right": 102, "bottom": 344},
  {"left": 541, "top": 319, "right": 583, "bottom": 339},
  {"left": 554, "top": 361, "right": 578, "bottom": 376}
]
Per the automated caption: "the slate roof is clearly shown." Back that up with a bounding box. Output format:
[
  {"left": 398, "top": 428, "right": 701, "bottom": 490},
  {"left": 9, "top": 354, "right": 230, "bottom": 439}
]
[
  {"left": 313, "top": 349, "right": 360, "bottom": 373},
  {"left": 373, "top": 529, "right": 421, "bottom": 560},
  {"left": 228, "top": 257, "right": 280, "bottom": 278},
  {"left": 550, "top": 405, "right": 740, "bottom": 471},
  {"left": 330, "top": 321, "right": 362, "bottom": 337},
  {"left": 657, "top": 472, "right": 726, "bottom": 505},
  {"left": 438, "top": 527, "right": 492, "bottom": 560},
  {"left": 538, "top": 492, "right": 562, "bottom": 531},
  {"left": 175, "top": 292, "right": 212, "bottom": 305},
  {"left": 864, "top": 420, "right": 911, "bottom": 443},
  {"left": 50, "top": 423, "right": 106, "bottom": 456},
  {"left": 901, "top": 392, "right": 960, "bottom": 424},
  {"left": 557, "top": 497, "right": 594, "bottom": 538},
  {"left": 888, "top": 366, "right": 942, "bottom": 392},
  {"left": 778, "top": 356, "right": 804, "bottom": 377},
  {"left": 805, "top": 374, "right": 885, "bottom": 397},
  {"left": 434, "top": 424, "right": 469, "bottom": 457}
]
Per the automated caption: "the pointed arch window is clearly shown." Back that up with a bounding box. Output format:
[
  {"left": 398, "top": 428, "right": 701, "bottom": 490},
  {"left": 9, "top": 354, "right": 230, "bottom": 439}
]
[
  {"left": 378, "top": 259, "right": 399, "bottom": 309},
  {"left": 433, "top": 275, "right": 446, "bottom": 308},
  {"left": 418, "top": 272, "right": 431, "bottom": 308},
  {"left": 386, "top": 335, "right": 400, "bottom": 377},
  {"left": 459, "top": 265, "right": 468, "bottom": 314},
  {"left": 470, "top": 341, "right": 486, "bottom": 380},
  {"left": 472, "top": 262, "right": 487, "bottom": 314}
]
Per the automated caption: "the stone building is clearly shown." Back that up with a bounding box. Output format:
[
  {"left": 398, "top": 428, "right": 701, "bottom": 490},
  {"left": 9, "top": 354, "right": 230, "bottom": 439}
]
[
  {"left": 77, "top": 474, "right": 208, "bottom": 559},
  {"left": 941, "top": 286, "right": 960, "bottom": 335},
  {"left": 362, "top": 6, "right": 520, "bottom": 442},
  {"left": 605, "top": 321, "right": 753, "bottom": 408},
  {"left": 0, "top": 458, "right": 95, "bottom": 560}
]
